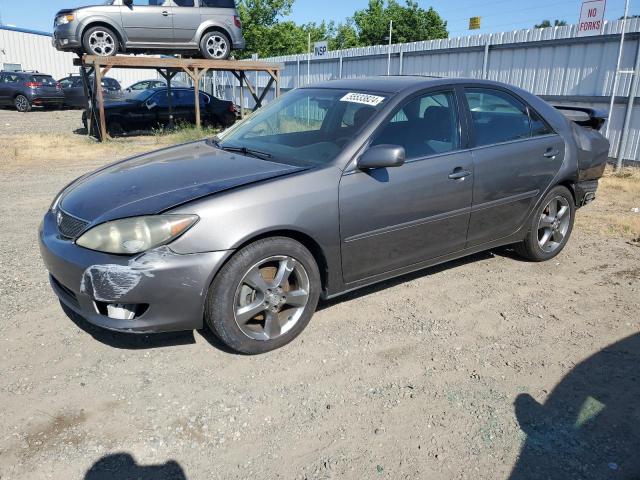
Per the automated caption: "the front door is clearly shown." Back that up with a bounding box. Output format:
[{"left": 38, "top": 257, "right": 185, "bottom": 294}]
[
  {"left": 462, "top": 87, "right": 565, "bottom": 247},
  {"left": 120, "top": 0, "right": 174, "bottom": 45},
  {"left": 339, "top": 89, "right": 474, "bottom": 284}
]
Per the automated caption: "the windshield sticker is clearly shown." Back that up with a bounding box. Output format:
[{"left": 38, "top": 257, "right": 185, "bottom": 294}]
[{"left": 340, "top": 92, "right": 385, "bottom": 106}]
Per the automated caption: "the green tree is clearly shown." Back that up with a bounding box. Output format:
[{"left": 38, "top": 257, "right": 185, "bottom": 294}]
[
  {"left": 353, "top": 0, "right": 448, "bottom": 46},
  {"left": 236, "top": 0, "right": 294, "bottom": 58},
  {"left": 534, "top": 19, "right": 568, "bottom": 28}
]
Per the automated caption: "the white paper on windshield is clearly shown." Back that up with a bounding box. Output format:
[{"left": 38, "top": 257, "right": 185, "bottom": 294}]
[{"left": 340, "top": 92, "right": 385, "bottom": 106}]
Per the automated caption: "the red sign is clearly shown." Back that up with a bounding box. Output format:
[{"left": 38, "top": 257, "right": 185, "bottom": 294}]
[{"left": 577, "top": 0, "right": 606, "bottom": 37}]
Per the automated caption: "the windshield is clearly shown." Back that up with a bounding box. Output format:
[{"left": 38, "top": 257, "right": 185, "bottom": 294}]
[{"left": 217, "top": 88, "right": 389, "bottom": 166}]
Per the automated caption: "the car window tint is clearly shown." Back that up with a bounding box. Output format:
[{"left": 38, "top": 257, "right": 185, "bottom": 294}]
[
  {"left": 202, "top": 0, "right": 236, "bottom": 7},
  {"left": 131, "top": 81, "right": 148, "bottom": 90},
  {"left": 174, "top": 0, "right": 195, "bottom": 6},
  {"left": 372, "top": 91, "right": 460, "bottom": 159},
  {"left": 59, "top": 78, "right": 73, "bottom": 88},
  {"left": 32, "top": 75, "right": 56, "bottom": 85},
  {"left": 465, "top": 88, "right": 531, "bottom": 146},
  {"left": 132, "top": 0, "right": 171, "bottom": 5},
  {"left": 529, "top": 108, "right": 554, "bottom": 136}
]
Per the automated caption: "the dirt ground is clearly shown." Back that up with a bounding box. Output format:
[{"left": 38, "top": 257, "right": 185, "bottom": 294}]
[{"left": 0, "top": 110, "right": 639, "bottom": 480}]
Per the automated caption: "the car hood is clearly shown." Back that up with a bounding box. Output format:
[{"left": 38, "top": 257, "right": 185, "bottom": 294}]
[{"left": 59, "top": 141, "right": 307, "bottom": 224}]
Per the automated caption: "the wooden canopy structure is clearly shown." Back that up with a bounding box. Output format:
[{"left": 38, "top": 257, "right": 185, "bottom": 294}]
[{"left": 74, "top": 54, "right": 282, "bottom": 141}]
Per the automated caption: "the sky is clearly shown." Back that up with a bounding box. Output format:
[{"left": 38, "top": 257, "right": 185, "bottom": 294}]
[{"left": 0, "top": 0, "right": 634, "bottom": 38}]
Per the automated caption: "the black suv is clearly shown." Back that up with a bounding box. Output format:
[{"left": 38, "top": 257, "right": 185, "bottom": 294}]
[{"left": 0, "top": 71, "right": 65, "bottom": 112}]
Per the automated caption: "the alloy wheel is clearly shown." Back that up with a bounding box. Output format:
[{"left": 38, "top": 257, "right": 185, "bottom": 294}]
[
  {"left": 206, "top": 35, "right": 228, "bottom": 59},
  {"left": 537, "top": 196, "right": 571, "bottom": 253},
  {"left": 15, "top": 95, "right": 29, "bottom": 112},
  {"left": 89, "top": 30, "right": 115, "bottom": 56},
  {"left": 233, "top": 255, "right": 310, "bottom": 341}
]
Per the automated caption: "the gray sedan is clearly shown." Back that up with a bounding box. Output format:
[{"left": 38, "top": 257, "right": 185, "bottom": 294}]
[{"left": 39, "top": 77, "right": 609, "bottom": 354}]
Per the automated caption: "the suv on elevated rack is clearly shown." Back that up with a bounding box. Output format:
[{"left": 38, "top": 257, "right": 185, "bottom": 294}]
[
  {"left": 53, "top": 0, "right": 245, "bottom": 60},
  {"left": 0, "top": 71, "right": 64, "bottom": 112}
]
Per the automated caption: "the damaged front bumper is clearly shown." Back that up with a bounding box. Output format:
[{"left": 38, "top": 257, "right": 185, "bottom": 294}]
[{"left": 39, "top": 211, "right": 231, "bottom": 333}]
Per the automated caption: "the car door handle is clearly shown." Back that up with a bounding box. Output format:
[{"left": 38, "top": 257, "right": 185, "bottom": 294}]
[
  {"left": 448, "top": 168, "right": 472, "bottom": 180},
  {"left": 161, "top": 10, "right": 171, "bottom": 16},
  {"left": 543, "top": 148, "right": 559, "bottom": 158}
]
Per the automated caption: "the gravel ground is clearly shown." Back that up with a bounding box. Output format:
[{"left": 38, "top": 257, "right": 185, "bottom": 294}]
[
  {"left": 0, "top": 111, "right": 639, "bottom": 480},
  {"left": 0, "top": 108, "right": 84, "bottom": 135}
]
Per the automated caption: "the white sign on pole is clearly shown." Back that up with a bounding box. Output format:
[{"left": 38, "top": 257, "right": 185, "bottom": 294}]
[
  {"left": 577, "top": 0, "right": 606, "bottom": 37},
  {"left": 314, "top": 41, "right": 329, "bottom": 57}
]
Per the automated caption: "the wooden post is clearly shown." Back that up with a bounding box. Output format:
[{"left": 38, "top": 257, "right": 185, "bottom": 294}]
[
  {"left": 94, "top": 61, "right": 107, "bottom": 141},
  {"left": 182, "top": 67, "right": 208, "bottom": 129},
  {"left": 239, "top": 71, "right": 245, "bottom": 119}
]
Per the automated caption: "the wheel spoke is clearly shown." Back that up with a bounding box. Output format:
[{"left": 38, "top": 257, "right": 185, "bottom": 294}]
[
  {"left": 539, "top": 228, "right": 553, "bottom": 247},
  {"left": 285, "top": 289, "right": 308, "bottom": 307},
  {"left": 244, "top": 266, "right": 269, "bottom": 293},
  {"left": 273, "top": 257, "right": 296, "bottom": 288},
  {"left": 556, "top": 205, "right": 568, "bottom": 220},
  {"left": 552, "top": 229, "right": 565, "bottom": 244},
  {"left": 548, "top": 199, "right": 558, "bottom": 218},
  {"left": 235, "top": 299, "right": 265, "bottom": 324},
  {"left": 264, "top": 310, "right": 282, "bottom": 339}
]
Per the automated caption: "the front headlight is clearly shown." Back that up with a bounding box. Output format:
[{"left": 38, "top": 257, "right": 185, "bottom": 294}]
[
  {"left": 56, "top": 13, "right": 74, "bottom": 25},
  {"left": 76, "top": 215, "right": 198, "bottom": 254}
]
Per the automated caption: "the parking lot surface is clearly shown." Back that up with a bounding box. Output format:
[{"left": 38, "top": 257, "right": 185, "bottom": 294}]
[{"left": 1, "top": 110, "right": 639, "bottom": 479}]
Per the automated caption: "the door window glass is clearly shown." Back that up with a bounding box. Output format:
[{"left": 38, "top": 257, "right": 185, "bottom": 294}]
[
  {"left": 529, "top": 108, "right": 554, "bottom": 136},
  {"left": 132, "top": 0, "right": 171, "bottom": 5},
  {"left": 131, "top": 81, "right": 149, "bottom": 91},
  {"left": 465, "top": 88, "right": 531, "bottom": 146},
  {"left": 372, "top": 91, "right": 460, "bottom": 159},
  {"left": 202, "top": 0, "right": 236, "bottom": 7},
  {"left": 174, "top": 0, "right": 195, "bottom": 6}
]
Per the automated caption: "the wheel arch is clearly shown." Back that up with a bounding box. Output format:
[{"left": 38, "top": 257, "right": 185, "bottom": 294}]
[
  {"left": 226, "top": 229, "right": 330, "bottom": 294},
  {"left": 80, "top": 20, "right": 126, "bottom": 50},
  {"left": 198, "top": 24, "right": 233, "bottom": 47},
  {"left": 557, "top": 179, "right": 578, "bottom": 206}
]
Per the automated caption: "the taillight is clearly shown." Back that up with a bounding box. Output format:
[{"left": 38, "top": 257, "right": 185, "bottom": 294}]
[
  {"left": 233, "top": 15, "right": 242, "bottom": 28},
  {"left": 25, "top": 82, "right": 43, "bottom": 88}
]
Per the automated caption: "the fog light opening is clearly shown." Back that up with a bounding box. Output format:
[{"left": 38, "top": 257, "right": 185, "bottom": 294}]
[{"left": 94, "top": 301, "right": 149, "bottom": 320}]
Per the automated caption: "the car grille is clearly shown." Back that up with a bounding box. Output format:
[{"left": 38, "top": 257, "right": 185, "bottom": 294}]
[{"left": 56, "top": 209, "right": 89, "bottom": 239}]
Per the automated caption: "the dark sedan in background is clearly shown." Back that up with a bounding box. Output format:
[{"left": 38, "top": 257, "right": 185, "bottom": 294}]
[
  {"left": 41, "top": 77, "right": 608, "bottom": 354},
  {"left": 82, "top": 87, "right": 237, "bottom": 135},
  {"left": 58, "top": 75, "right": 123, "bottom": 108},
  {"left": 0, "top": 71, "right": 64, "bottom": 111}
]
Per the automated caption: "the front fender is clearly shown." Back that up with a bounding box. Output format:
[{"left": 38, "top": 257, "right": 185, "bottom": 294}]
[{"left": 76, "top": 15, "right": 128, "bottom": 45}]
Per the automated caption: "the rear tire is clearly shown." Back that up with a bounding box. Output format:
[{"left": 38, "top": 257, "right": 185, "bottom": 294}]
[
  {"left": 205, "top": 237, "right": 321, "bottom": 354},
  {"left": 200, "top": 30, "right": 231, "bottom": 60},
  {"left": 107, "top": 121, "right": 124, "bottom": 137},
  {"left": 82, "top": 25, "right": 119, "bottom": 57},
  {"left": 14, "top": 95, "right": 31, "bottom": 112},
  {"left": 515, "top": 185, "right": 575, "bottom": 262}
]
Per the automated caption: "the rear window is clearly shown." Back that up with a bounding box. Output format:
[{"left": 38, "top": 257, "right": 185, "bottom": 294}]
[
  {"left": 32, "top": 75, "right": 56, "bottom": 85},
  {"left": 201, "top": 0, "right": 236, "bottom": 7}
]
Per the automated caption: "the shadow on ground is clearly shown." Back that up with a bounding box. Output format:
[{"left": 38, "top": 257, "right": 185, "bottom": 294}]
[
  {"left": 85, "top": 453, "right": 186, "bottom": 480},
  {"left": 510, "top": 332, "right": 640, "bottom": 479},
  {"left": 60, "top": 301, "right": 236, "bottom": 353}
]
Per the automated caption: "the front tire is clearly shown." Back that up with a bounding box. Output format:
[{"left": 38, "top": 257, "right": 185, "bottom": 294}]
[
  {"left": 82, "top": 26, "right": 119, "bottom": 57},
  {"left": 516, "top": 185, "right": 575, "bottom": 261},
  {"left": 200, "top": 31, "right": 231, "bottom": 60},
  {"left": 14, "top": 95, "right": 31, "bottom": 112},
  {"left": 205, "top": 237, "right": 321, "bottom": 354}
]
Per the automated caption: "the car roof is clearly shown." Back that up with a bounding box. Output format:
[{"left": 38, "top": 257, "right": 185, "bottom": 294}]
[{"left": 303, "top": 75, "right": 518, "bottom": 94}]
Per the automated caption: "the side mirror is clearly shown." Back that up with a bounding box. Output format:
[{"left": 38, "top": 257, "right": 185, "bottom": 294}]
[{"left": 358, "top": 144, "right": 405, "bottom": 170}]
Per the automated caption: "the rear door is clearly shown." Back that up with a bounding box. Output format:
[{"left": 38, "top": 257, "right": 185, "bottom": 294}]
[
  {"left": 120, "top": 0, "right": 174, "bottom": 44},
  {"left": 171, "top": 0, "right": 200, "bottom": 44},
  {"left": 0, "top": 73, "right": 12, "bottom": 104},
  {"left": 339, "top": 88, "right": 474, "bottom": 284},
  {"left": 463, "top": 87, "right": 564, "bottom": 247}
]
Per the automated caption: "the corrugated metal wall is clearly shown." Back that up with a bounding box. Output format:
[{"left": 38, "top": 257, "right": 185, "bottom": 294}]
[
  {"left": 221, "top": 18, "right": 640, "bottom": 161},
  {"left": 0, "top": 26, "right": 152, "bottom": 88}
]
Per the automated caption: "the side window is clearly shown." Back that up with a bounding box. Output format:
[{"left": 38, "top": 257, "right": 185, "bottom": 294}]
[
  {"left": 59, "top": 78, "right": 73, "bottom": 88},
  {"left": 132, "top": 1, "right": 172, "bottom": 6},
  {"left": 529, "top": 108, "right": 554, "bottom": 136},
  {"left": 131, "top": 81, "right": 148, "bottom": 91},
  {"left": 465, "top": 88, "right": 531, "bottom": 146},
  {"left": 372, "top": 90, "right": 460, "bottom": 159},
  {"left": 174, "top": 0, "right": 195, "bottom": 6},
  {"left": 201, "top": 0, "right": 236, "bottom": 7}
]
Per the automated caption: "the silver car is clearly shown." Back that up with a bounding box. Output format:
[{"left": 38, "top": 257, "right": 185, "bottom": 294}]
[
  {"left": 39, "top": 77, "right": 609, "bottom": 354},
  {"left": 53, "top": 0, "right": 245, "bottom": 60}
]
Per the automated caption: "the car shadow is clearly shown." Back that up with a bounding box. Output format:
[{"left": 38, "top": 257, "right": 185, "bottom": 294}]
[
  {"left": 85, "top": 453, "right": 186, "bottom": 480},
  {"left": 510, "top": 332, "right": 640, "bottom": 479},
  {"left": 60, "top": 301, "right": 239, "bottom": 354},
  {"left": 317, "top": 250, "right": 496, "bottom": 311}
]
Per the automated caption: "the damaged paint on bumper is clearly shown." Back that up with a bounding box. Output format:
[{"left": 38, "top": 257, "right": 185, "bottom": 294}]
[{"left": 39, "top": 211, "right": 231, "bottom": 333}]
